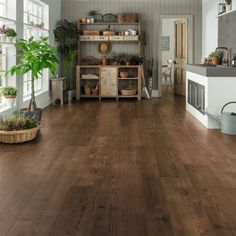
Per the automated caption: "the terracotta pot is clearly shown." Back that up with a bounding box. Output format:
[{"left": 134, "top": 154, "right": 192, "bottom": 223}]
[
  {"left": 102, "top": 56, "right": 107, "bottom": 66},
  {"left": 81, "top": 18, "right": 87, "bottom": 23},
  {"left": 126, "top": 61, "right": 130, "bottom": 66},
  {"left": 92, "top": 88, "right": 98, "bottom": 96},
  {"left": 120, "top": 71, "right": 129, "bottom": 78},
  {"left": 211, "top": 57, "right": 219, "bottom": 65},
  {"left": 84, "top": 85, "right": 91, "bottom": 95}
]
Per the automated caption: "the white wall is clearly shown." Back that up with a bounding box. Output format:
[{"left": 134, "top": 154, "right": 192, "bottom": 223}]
[
  {"left": 162, "top": 19, "right": 177, "bottom": 64},
  {"left": 202, "top": 0, "right": 236, "bottom": 57}
]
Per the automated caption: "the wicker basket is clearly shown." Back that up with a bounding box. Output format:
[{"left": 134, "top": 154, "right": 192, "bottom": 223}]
[
  {"left": 120, "top": 89, "right": 137, "bottom": 96},
  {"left": 0, "top": 127, "right": 39, "bottom": 144},
  {"left": 117, "top": 13, "right": 139, "bottom": 23}
]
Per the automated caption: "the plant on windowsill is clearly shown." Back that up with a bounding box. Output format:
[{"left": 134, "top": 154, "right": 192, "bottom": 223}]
[
  {"left": 0, "top": 25, "right": 6, "bottom": 43},
  {"left": 5, "top": 28, "right": 17, "bottom": 43},
  {"left": 7, "top": 37, "right": 59, "bottom": 122},
  {"left": 225, "top": 0, "right": 232, "bottom": 12},
  {"left": 0, "top": 86, "right": 17, "bottom": 108},
  {"left": 209, "top": 51, "right": 222, "bottom": 65},
  {"left": 0, "top": 114, "right": 39, "bottom": 144},
  {"left": 54, "top": 19, "right": 80, "bottom": 103}
]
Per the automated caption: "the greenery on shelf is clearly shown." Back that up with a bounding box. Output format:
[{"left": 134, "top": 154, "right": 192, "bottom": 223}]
[
  {"left": 54, "top": 19, "right": 80, "bottom": 90},
  {"left": 5, "top": 28, "right": 17, "bottom": 38},
  {"left": 225, "top": 0, "right": 232, "bottom": 5},
  {"left": 1, "top": 87, "right": 17, "bottom": 97},
  {"left": 88, "top": 10, "right": 99, "bottom": 16},
  {"left": 209, "top": 51, "right": 222, "bottom": 59},
  {"left": 7, "top": 37, "right": 59, "bottom": 111},
  {"left": 0, "top": 114, "right": 38, "bottom": 131}
]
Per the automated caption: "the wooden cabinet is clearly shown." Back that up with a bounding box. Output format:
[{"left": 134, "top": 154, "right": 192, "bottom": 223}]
[
  {"left": 76, "top": 65, "right": 142, "bottom": 101},
  {"left": 101, "top": 67, "right": 117, "bottom": 97}
]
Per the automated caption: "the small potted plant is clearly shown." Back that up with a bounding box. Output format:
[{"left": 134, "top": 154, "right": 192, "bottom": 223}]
[
  {"left": 88, "top": 10, "right": 98, "bottom": 23},
  {"left": 0, "top": 25, "right": 6, "bottom": 42},
  {"left": 0, "top": 114, "right": 39, "bottom": 144},
  {"left": 209, "top": 51, "right": 222, "bottom": 65},
  {"left": 5, "top": 28, "right": 17, "bottom": 43},
  {"left": 124, "top": 55, "right": 131, "bottom": 66},
  {"left": 225, "top": 0, "right": 232, "bottom": 12},
  {"left": 1, "top": 86, "right": 17, "bottom": 108}
]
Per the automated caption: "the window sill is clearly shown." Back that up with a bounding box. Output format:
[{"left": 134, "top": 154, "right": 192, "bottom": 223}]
[
  {"left": 0, "top": 105, "right": 17, "bottom": 114},
  {"left": 23, "top": 89, "right": 44, "bottom": 102}
]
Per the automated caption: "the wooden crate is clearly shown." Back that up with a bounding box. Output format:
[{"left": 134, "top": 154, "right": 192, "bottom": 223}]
[
  {"left": 83, "top": 30, "right": 100, "bottom": 36},
  {"left": 117, "top": 13, "right": 139, "bottom": 23}
]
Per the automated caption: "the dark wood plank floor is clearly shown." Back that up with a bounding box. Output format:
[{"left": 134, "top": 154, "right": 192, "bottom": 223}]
[{"left": 1, "top": 96, "right": 236, "bottom": 236}]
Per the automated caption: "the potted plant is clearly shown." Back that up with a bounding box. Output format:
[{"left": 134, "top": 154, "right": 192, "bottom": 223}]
[
  {"left": 1, "top": 86, "right": 17, "bottom": 108},
  {"left": 0, "top": 25, "right": 6, "bottom": 42},
  {"left": 54, "top": 20, "right": 80, "bottom": 103},
  {"left": 88, "top": 10, "right": 99, "bottom": 23},
  {"left": 0, "top": 114, "right": 39, "bottom": 144},
  {"left": 7, "top": 37, "right": 59, "bottom": 121},
  {"left": 225, "top": 0, "right": 232, "bottom": 11},
  {"left": 209, "top": 51, "right": 222, "bottom": 65},
  {"left": 5, "top": 28, "right": 17, "bottom": 43}
]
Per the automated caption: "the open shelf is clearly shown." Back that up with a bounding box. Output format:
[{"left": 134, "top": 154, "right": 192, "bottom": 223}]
[
  {"left": 80, "top": 22, "right": 139, "bottom": 26},
  {"left": 80, "top": 77, "right": 100, "bottom": 80},
  {"left": 80, "top": 95, "right": 100, "bottom": 98},
  {"left": 118, "top": 78, "right": 139, "bottom": 80}
]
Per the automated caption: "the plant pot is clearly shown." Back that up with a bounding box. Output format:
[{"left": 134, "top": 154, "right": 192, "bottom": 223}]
[
  {"left": 90, "top": 18, "right": 95, "bottom": 23},
  {"left": 0, "top": 33, "right": 6, "bottom": 42},
  {"left": 126, "top": 61, "right": 131, "bottom": 66},
  {"left": 81, "top": 18, "right": 87, "bottom": 23},
  {"left": 6, "top": 36, "right": 13, "bottom": 43},
  {"left": 68, "top": 89, "right": 74, "bottom": 104},
  {"left": 120, "top": 71, "right": 129, "bottom": 78},
  {"left": 0, "top": 127, "right": 39, "bottom": 144},
  {"left": 84, "top": 85, "right": 91, "bottom": 96},
  {"left": 20, "top": 108, "right": 42, "bottom": 122},
  {"left": 226, "top": 4, "right": 232, "bottom": 12},
  {"left": 4, "top": 96, "right": 16, "bottom": 108},
  {"left": 211, "top": 57, "right": 219, "bottom": 65},
  {"left": 91, "top": 88, "right": 98, "bottom": 96}
]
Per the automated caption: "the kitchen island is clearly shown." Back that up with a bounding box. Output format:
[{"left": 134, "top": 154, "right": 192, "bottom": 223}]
[{"left": 186, "top": 64, "right": 236, "bottom": 129}]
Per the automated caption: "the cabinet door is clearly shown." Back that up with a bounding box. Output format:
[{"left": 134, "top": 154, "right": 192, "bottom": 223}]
[{"left": 101, "top": 67, "right": 117, "bottom": 97}]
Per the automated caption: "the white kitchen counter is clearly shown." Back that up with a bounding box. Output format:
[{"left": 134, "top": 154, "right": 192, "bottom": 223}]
[{"left": 186, "top": 67, "right": 236, "bottom": 129}]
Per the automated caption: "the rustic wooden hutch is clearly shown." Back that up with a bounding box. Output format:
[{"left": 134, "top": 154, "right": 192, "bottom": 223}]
[{"left": 76, "top": 15, "right": 142, "bottom": 101}]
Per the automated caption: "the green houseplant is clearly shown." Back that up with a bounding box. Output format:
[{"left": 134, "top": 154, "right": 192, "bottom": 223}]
[
  {"left": 7, "top": 37, "right": 59, "bottom": 121},
  {"left": 209, "top": 51, "right": 222, "bottom": 65},
  {"left": 53, "top": 20, "right": 80, "bottom": 103},
  {"left": 5, "top": 28, "right": 17, "bottom": 43},
  {"left": 1, "top": 86, "right": 17, "bottom": 108}
]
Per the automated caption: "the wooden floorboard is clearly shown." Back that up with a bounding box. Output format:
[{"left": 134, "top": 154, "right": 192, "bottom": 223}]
[{"left": 0, "top": 96, "right": 236, "bottom": 235}]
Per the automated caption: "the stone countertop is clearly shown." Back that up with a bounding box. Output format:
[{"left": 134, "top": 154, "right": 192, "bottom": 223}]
[{"left": 186, "top": 64, "right": 236, "bottom": 77}]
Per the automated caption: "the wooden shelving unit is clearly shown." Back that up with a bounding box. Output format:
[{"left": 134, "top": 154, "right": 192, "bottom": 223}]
[{"left": 76, "top": 17, "right": 142, "bottom": 101}]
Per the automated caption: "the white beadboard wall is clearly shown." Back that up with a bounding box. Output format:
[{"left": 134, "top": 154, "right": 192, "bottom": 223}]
[{"left": 61, "top": 0, "right": 202, "bottom": 90}]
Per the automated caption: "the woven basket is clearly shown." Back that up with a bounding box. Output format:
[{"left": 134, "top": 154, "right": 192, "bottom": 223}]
[
  {"left": 0, "top": 127, "right": 39, "bottom": 144},
  {"left": 83, "top": 30, "right": 100, "bottom": 36},
  {"left": 120, "top": 89, "right": 137, "bottom": 96}
]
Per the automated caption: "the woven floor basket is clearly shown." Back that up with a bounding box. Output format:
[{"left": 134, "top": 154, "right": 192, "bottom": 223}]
[{"left": 0, "top": 127, "right": 39, "bottom": 144}]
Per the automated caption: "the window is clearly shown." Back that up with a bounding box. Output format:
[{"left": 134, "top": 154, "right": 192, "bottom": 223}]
[
  {"left": 0, "top": 0, "right": 6, "bottom": 17},
  {"left": 0, "top": 0, "right": 16, "bottom": 108},
  {"left": 23, "top": 0, "right": 49, "bottom": 98}
]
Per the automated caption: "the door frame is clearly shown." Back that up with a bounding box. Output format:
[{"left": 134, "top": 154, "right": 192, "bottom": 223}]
[{"left": 158, "top": 15, "right": 193, "bottom": 97}]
